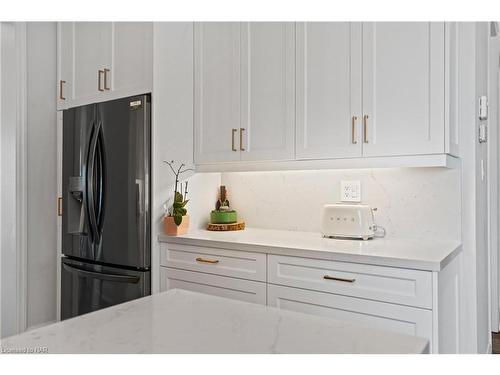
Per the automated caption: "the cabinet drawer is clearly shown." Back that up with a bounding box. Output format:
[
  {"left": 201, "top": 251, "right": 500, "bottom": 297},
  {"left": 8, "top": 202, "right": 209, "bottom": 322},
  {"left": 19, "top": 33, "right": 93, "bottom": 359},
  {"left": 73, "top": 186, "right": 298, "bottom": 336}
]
[
  {"left": 160, "top": 243, "right": 266, "bottom": 282},
  {"left": 161, "top": 267, "right": 266, "bottom": 305},
  {"left": 268, "top": 255, "right": 432, "bottom": 308},
  {"left": 268, "top": 284, "right": 432, "bottom": 343}
]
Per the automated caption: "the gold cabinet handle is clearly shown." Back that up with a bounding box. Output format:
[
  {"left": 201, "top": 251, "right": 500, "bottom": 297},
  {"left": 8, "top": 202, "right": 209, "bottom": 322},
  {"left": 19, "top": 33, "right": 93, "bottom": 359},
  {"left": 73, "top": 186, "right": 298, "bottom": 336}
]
[
  {"left": 323, "top": 275, "right": 356, "bottom": 283},
  {"left": 98, "top": 70, "right": 104, "bottom": 91},
  {"left": 196, "top": 257, "right": 219, "bottom": 264},
  {"left": 239, "top": 128, "right": 245, "bottom": 151},
  {"left": 104, "top": 68, "right": 110, "bottom": 90},
  {"left": 363, "top": 115, "right": 369, "bottom": 143},
  {"left": 59, "top": 80, "right": 66, "bottom": 100},
  {"left": 57, "top": 197, "right": 63, "bottom": 216},
  {"left": 351, "top": 116, "right": 358, "bottom": 144},
  {"left": 231, "top": 129, "right": 237, "bottom": 151}
]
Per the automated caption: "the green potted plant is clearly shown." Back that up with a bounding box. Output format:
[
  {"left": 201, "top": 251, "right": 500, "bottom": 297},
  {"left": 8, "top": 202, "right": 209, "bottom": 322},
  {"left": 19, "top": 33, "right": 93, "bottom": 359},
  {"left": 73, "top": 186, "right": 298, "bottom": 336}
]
[{"left": 163, "top": 160, "right": 193, "bottom": 236}]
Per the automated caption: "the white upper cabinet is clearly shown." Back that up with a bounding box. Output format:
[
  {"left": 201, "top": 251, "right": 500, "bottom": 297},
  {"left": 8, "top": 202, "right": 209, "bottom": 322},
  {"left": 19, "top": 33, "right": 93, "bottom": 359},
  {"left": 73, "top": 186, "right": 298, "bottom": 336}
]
[
  {"left": 361, "top": 22, "right": 445, "bottom": 157},
  {"left": 57, "top": 22, "right": 152, "bottom": 110},
  {"left": 240, "top": 22, "right": 295, "bottom": 162},
  {"left": 194, "top": 21, "right": 455, "bottom": 170},
  {"left": 57, "top": 22, "right": 74, "bottom": 108},
  {"left": 194, "top": 22, "right": 241, "bottom": 164},
  {"left": 112, "top": 22, "right": 153, "bottom": 94},
  {"left": 73, "top": 22, "right": 112, "bottom": 102},
  {"left": 296, "top": 22, "right": 362, "bottom": 159},
  {"left": 194, "top": 22, "right": 295, "bottom": 164}
]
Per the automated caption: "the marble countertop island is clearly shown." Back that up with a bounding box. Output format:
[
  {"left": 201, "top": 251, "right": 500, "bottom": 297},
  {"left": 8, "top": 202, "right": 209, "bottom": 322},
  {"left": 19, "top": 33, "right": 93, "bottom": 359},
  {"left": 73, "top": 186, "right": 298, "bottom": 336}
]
[
  {"left": 1, "top": 289, "right": 429, "bottom": 354},
  {"left": 159, "top": 227, "right": 461, "bottom": 271}
]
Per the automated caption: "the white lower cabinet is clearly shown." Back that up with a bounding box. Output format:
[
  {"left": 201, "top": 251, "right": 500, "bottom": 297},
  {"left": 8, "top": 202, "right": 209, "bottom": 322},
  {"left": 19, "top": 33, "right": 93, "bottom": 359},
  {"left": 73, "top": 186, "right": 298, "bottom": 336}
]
[
  {"left": 159, "top": 242, "right": 460, "bottom": 353},
  {"left": 160, "top": 267, "right": 266, "bottom": 305},
  {"left": 267, "top": 284, "right": 432, "bottom": 342}
]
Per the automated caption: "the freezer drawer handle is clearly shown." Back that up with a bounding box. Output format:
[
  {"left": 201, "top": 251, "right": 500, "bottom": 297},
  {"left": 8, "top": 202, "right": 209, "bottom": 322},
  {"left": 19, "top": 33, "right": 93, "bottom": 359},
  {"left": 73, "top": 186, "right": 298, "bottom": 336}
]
[
  {"left": 63, "top": 263, "right": 140, "bottom": 284},
  {"left": 195, "top": 257, "right": 219, "bottom": 264},
  {"left": 323, "top": 275, "right": 356, "bottom": 283}
]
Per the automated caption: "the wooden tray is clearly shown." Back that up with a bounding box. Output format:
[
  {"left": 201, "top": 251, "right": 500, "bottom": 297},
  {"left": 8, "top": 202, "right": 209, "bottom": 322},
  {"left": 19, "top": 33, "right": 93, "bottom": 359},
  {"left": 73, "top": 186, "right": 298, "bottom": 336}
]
[{"left": 206, "top": 222, "right": 245, "bottom": 231}]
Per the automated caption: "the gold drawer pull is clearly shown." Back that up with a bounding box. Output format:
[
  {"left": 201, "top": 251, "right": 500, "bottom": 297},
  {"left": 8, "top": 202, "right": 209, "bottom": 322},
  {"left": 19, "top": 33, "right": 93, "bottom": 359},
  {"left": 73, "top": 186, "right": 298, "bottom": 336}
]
[
  {"left": 196, "top": 257, "right": 219, "bottom": 264},
  {"left": 323, "top": 275, "right": 356, "bottom": 283}
]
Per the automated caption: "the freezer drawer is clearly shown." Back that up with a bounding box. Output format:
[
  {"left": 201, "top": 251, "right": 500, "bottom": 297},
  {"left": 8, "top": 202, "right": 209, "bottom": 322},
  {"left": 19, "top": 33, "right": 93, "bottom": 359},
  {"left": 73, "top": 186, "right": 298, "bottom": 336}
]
[{"left": 61, "top": 258, "right": 150, "bottom": 320}]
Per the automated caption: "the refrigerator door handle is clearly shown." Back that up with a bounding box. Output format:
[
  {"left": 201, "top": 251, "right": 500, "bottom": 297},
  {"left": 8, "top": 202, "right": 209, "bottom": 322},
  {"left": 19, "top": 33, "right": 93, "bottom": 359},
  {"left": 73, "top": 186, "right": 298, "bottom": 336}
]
[
  {"left": 95, "top": 123, "right": 106, "bottom": 235},
  {"left": 86, "top": 121, "right": 101, "bottom": 245},
  {"left": 62, "top": 263, "right": 140, "bottom": 284}
]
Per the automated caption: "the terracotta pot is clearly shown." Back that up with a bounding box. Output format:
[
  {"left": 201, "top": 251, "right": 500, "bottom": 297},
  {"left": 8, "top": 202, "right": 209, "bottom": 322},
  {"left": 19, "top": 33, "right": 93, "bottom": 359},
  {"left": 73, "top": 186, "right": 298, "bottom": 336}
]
[{"left": 164, "top": 215, "right": 190, "bottom": 236}]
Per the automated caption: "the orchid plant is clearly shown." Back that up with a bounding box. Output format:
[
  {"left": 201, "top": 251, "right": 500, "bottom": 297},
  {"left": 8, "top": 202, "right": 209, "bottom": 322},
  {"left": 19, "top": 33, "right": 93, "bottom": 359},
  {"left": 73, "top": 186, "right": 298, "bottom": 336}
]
[{"left": 163, "top": 161, "right": 194, "bottom": 226}]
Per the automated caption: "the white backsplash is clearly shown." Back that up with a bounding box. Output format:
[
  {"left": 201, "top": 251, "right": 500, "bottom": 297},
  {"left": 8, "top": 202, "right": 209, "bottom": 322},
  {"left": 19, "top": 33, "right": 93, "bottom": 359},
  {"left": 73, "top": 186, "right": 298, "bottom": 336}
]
[
  {"left": 185, "top": 173, "right": 222, "bottom": 229},
  {"left": 220, "top": 168, "right": 461, "bottom": 240}
]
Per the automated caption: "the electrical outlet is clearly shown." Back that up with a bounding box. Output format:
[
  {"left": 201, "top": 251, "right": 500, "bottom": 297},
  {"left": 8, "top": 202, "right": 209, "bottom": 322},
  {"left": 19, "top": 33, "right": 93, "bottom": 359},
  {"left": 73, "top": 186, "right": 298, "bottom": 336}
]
[{"left": 340, "top": 180, "right": 361, "bottom": 202}]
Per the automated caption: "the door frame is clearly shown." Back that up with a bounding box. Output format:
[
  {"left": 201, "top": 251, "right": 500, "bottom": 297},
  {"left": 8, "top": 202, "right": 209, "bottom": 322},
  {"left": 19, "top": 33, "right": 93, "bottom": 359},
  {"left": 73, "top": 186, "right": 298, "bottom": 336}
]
[
  {"left": 15, "top": 21, "right": 28, "bottom": 336},
  {"left": 13, "top": 21, "right": 28, "bottom": 335},
  {"left": 488, "top": 22, "right": 500, "bottom": 333},
  {"left": 0, "top": 22, "right": 28, "bottom": 337}
]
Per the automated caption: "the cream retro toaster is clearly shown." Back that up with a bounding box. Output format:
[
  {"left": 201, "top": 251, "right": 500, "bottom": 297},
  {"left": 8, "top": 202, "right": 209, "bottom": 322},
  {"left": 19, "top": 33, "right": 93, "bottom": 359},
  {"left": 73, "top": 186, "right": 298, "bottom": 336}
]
[{"left": 321, "top": 204, "right": 376, "bottom": 240}]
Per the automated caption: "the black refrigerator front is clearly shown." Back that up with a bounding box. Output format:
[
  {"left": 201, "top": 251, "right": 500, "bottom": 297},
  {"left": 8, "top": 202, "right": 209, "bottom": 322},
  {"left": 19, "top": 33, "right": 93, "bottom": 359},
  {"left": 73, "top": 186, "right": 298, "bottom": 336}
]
[{"left": 61, "top": 95, "right": 151, "bottom": 320}]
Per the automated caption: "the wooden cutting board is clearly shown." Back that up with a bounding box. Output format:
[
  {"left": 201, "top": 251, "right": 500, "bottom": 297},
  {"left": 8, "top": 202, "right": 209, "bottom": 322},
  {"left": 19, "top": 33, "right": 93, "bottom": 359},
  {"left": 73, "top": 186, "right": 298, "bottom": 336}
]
[{"left": 206, "top": 222, "right": 245, "bottom": 231}]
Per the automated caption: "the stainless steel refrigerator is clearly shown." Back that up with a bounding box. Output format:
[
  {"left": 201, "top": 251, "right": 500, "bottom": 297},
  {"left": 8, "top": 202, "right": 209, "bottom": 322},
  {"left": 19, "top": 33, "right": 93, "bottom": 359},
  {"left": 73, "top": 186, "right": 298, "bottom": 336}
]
[{"left": 61, "top": 94, "right": 151, "bottom": 320}]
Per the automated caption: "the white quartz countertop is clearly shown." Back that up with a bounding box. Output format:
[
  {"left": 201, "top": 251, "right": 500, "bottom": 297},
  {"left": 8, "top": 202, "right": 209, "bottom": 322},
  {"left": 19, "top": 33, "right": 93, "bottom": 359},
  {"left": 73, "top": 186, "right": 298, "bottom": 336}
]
[
  {"left": 158, "top": 227, "right": 461, "bottom": 271},
  {"left": 0, "top": 289, "right": 429, "bottom": 354}
]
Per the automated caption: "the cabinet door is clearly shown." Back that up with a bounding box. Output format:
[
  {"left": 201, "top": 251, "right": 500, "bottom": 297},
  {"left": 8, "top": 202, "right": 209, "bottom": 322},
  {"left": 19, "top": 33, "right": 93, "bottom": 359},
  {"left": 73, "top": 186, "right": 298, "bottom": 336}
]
[
  {"left": 57, "top": 22, "right": 74, "bottom": 110},
  {"left": 111, "top": 22, "right": 153, "bottom": 94},
  {"left": 160, "top": 267, "right": 267, "bottom": 305},
  {"left": 194, "top": 22, "right": 241, "bottom": 164},
  {"left": 268, "top": 284, "right": 433, "bottom": 343},
  {"left": 73, "top": 22, "right": 112, "bottom": 101},
  {"left": 362, "top": 22, "right": 445, "bottom": 156},
  {"left": 296, "top": 22, "right": 362, "bottom": 159},
  {"left": 240, "top": 22, "right": 295, "bottom": 161}
]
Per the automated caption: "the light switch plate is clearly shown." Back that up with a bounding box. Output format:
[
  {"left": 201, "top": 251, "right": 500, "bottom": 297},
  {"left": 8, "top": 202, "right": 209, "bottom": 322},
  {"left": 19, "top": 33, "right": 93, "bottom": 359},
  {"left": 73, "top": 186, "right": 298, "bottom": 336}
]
[
  {"left": 340, "top": 180, "right": 361, "bottom": 202},
  {"left": 479, "top": 95, "right": 488, "bottom": 120}
]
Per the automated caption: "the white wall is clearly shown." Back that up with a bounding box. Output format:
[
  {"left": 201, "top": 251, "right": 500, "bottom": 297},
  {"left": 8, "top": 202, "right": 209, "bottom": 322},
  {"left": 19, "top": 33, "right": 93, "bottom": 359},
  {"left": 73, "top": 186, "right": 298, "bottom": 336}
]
[
  {"left": 25, "top": 22, "right": 57, "bottom": 330},
  {"left": 1, "top": 22, "right": 57, "bottom": 337},
  {"left": 221, "top": 168, "right": 460, "bottom": 239},
  {"left": 152, "top": 22, "right": 220, "bottom": 293},
  {"left": 0, "top": 22, "right": 19, "bottom": 338}
]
